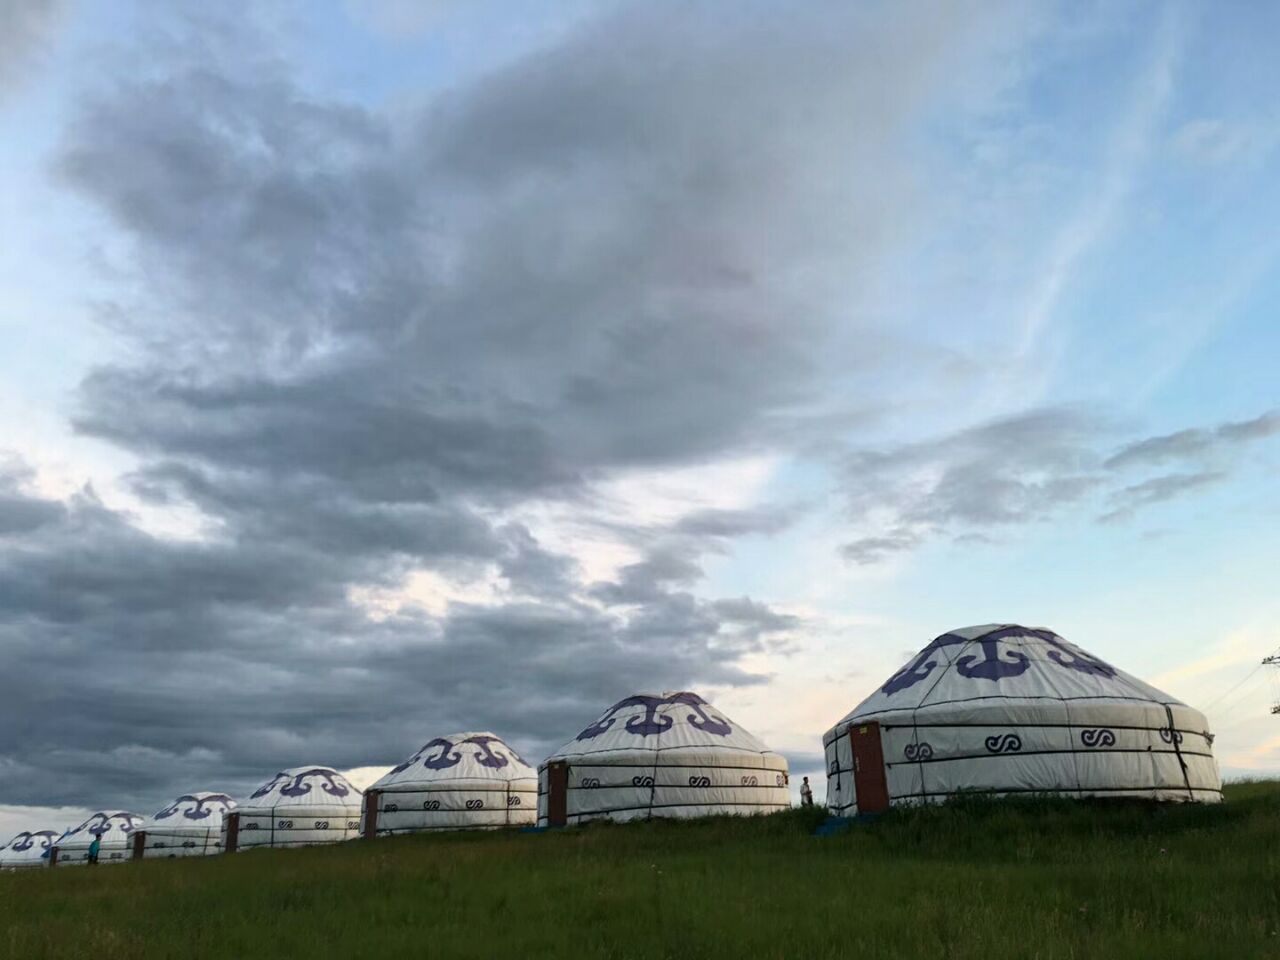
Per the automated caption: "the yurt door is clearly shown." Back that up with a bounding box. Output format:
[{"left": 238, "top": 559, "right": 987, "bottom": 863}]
[
  {"left": 224, "top": 812, "right": 240, "bottom": 853},
  {"left": 363, "top": 790, "right": 380, "bottom": 840},
  {"left": 849, "top": 722, "right": 890, "bottom": 814},
  {"left": 547, "top": 761, "right": 569, "bottom": 827}
]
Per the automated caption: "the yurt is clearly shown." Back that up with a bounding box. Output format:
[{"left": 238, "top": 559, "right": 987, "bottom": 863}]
[
  {"left": 0, "top": 829, "right": 59, "bottom": 869},
  {"left": 364, "top": 732, "right": 537, "bottom": 837},
  {"left": 537, "top": 691, "right": 790, "bottom": 827},
  {"left": 223, "top": 766, "right": 362, "bottom": 852},
  {"left": 51, "top": 811, "right": 143, "bottom": 866},
  {"left": 132, "top": 792, "right": 236, "bottom": 859},
  {"left": 824, "top": 624, "right": 1222, "bottom": 815}
]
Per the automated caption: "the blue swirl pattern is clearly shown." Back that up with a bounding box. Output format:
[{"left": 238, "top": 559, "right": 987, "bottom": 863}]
[
  {"left": 1080, "top": 728, "right": 1117, "bottom": 748},
  {"left": 984, "top": 733, "right": 1023, "bottom": 754},
  {"left": 904, "top": 742, "right": 935, "bottom": 761}
]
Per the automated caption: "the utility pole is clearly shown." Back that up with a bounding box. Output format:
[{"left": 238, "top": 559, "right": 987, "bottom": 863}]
[{"left": 1266, "top": 654, "right": 1280, "bottom": 715}]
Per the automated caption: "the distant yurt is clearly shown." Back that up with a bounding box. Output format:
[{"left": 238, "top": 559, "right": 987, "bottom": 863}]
[
  {"left": 132, "top": 792, "right": 236, "bottom": 859},
  {"left": 824, "top": 624, "right": 1223, "bottom": 815},
  {"left": 52, "top": 811, "right": 143, "bottom": 866},
  {"left": 223, "top": 766, "right": 362, "bottom": 852},
  {"left": 537, "top": 691, "right": 790, "bottom": 827},
  {"left": 0, "top": 829, "right": 59, "bottom": 869},
  {"left": 364, "top": 732, "right": 537, "bottom": 837}
]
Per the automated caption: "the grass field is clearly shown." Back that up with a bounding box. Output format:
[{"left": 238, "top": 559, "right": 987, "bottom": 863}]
[{"left": 3, "top": 781, "right": 1279, "bottom": 960}]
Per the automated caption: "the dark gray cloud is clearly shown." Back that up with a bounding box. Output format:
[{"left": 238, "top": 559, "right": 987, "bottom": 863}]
[
  {"left": 1098, "top": 471, "right": 1227, "bottom": 525},
  {"left": 0, "top": 459, "right": 65, "bottom": 535},
  {"left": 840, "top": 408, "right": 1278, "bottom": 562},
  {"left": 0, "top": 465, "right": 795, "bottom": 807},
  {"left": 841, "top": 530, "right": 923, "bottom": 566},
  {"left": 673, "top": 507, "right": 798, "bottom": 540},
  {"left": 1104, "top": 410, "right": 1280, "bottom": 469}
]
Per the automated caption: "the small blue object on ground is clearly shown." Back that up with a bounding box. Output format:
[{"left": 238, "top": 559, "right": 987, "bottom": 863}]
[
  {"left": 812, "top": 814, "right": 881, "bottom": 837},
  {"left": 812, "top": 817, "right": 851, "bottom": 837}
]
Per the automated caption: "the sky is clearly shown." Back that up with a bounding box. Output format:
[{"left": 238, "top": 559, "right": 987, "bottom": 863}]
[{"left": 1, "top": 0, "right": 1278, "bottom": 839}]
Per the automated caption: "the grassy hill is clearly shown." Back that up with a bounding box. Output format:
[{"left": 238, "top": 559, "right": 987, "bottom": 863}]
[{"left": 4, "top": 780, "right": 1279, "bottom": 960}]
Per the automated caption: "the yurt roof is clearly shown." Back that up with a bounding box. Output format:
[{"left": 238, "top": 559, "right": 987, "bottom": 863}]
[
  {"left": 238, "top": 766, "right": 361, "bottom": 809},
  {"left": 56, "top": 811, "right": 143, "bottom": 847},
  {"left": 825, "top": 624, "right": 1189, "bottom": 740},
  {"left": 372, "top": 732, "right": 534, "bottom": 790},
  {"left": 546, "top": 691, "right": 778, "bottom": 762},
  {"left": 141, "top": 792, "right": 237, "bottom": 831},
  {"left": 0, "top": 829, "right": 59, "bottom": 863}
]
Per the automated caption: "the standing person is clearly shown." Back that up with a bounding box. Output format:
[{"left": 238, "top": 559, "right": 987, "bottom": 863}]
[
  {"left": 87, "top": 833, "right": 101, "bottom": 866},
  {"left": 800, "top": 776, "right": 814, "bottom": 807}
]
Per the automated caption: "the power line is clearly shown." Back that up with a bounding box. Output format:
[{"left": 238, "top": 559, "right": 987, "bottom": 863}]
[{"left": 1201, "top": 663, "right": 1265, "bottom": 715}]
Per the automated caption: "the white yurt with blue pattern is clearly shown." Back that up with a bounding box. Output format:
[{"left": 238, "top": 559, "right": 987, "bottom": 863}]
[
  {"left": 538, "top": 691, "right": 789, "bottom": 826},
  {"left": 225, "top": 766, "right": 362, "bottom": 851},
  {"left": 0, "top": 829, "right": 59, "bottom": 870},
  {"left": 53, "top": 811, "right": 143, "bottom": 866},
  {"left": 824, "top": 624, "right": 1222, "bottom": 813},
  {"left": 136, "top": 792, "right": 237, "bottom": 859},
  {"left": 364, "top": 732, "right": 537, "bottom": 835}
]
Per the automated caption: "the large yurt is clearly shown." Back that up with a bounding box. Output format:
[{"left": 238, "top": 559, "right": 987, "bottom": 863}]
[
  {"left": 537, "top": 691, "right": 790, "bottom": 827},
  {"left": 364, "top": 732, "right": 537, "bottom": 837},
  {"left": 132, "top": 792, "right": 237, "bottom": 859},
  {"left": 824, "top": 624, "right": 1222, "bottom": 815},
  {"left": 52, "top": 811, "right": 143, "bottom": 866},
  {"left": 0, "top": 829, "right": 59, "bottom": 869},
  {"left": 223, "top": 766, "right": 362, "bottom": 852}
]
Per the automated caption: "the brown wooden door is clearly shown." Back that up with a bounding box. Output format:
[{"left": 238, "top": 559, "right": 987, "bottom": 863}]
[
  {"left": 224, "top": 812, "right": 240, "bottom": 853},
  {"left": 547, "top": 761, "right": 569, "bottom": 827},
  {"left": 131, "top": 830, "right": 146, "bottom": 861},
  {"left": 849, "top": 722, "right": 890, "bottom": 814},
  {"left": 363, "top": 789, "right": 380, "bottom": 840}
]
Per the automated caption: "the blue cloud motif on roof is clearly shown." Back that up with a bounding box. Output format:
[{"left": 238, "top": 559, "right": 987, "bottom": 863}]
[
  {"left": 9, "top": 830, "right": 58, "bottom": 853},
  {"left": 61, "top": 812, "right": 142, "bottom": 840},
  {"left": 153, "top": 794, "right": 235, "bottom": 821},
  {"left": 389, "top": 734, "right": 528, "bottom": 775},
  {"left": 575, "top": 692, "right": 732, "bottom": 741},
  {"left": 881, "top": 626, "right": 1117, "bottom": 697},
  {"left": 249, "top": 768, "right": 352, "bottom": 800}
]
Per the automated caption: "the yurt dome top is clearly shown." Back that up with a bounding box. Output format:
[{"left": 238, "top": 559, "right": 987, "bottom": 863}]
[
  {"left": 546, "top": 691, "right": 778, "bottom": 761},
  {"left": 0, "top": 829, "right": 59, "bottom": 864},
  {"left": 372, "top": 732, "right": 534, "bottom": 791},
  {"left": 238, "top": 766, "right": 361, "bottom": 810},
  {"left": 142, "top": 792, "right": 236, "bottom": 830},
  {"left": 825, "top": 623, "right": 1191, "bottom": 740},
  {"left": 56, "top": 811, "right": 142, "bottom": 847}
]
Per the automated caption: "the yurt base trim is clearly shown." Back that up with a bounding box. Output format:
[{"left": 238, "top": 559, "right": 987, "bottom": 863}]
[
  {"left": 540, "top": 768, "right": 778, "bottom": 773},
  {"left": 857, "top": 747, "right": 1217, "bottom": 766},
  {"left": 546, "top": 800, "right": 791, "bottom": 819},
  {"left": 824, "top": 719, "right": 1212, "bottom": 747},
  {"left": 876, "top": 692, "right": 1195, "bottom": 711},
  {"left": 834, "top": 785, "right": 1224, "bottom": 805},
  {"left": 379, "top": 786, "right": 519, "bottom": 793},
  {"left": 372, "top": 824, "right": 523, "bottom": 835},
  {"left": 865, "top": 719, "right": 1211, "bottom": 733}
]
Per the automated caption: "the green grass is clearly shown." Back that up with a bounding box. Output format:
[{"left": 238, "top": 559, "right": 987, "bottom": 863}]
[{"left": 4, "top": 781, "right": 1280, "bottom": 960}]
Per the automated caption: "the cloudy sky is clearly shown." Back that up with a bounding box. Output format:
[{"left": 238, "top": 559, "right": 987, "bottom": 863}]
[{"left": 2, "top": 0, "right": 1278, "bottom": 837}]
